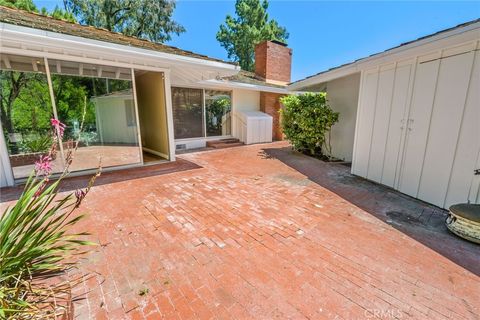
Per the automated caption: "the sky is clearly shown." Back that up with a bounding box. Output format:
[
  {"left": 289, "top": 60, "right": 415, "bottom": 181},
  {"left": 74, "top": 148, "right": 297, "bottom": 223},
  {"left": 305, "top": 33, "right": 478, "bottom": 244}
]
[{"left": 34, "top": 1, "right": 480, "bottom": 81}]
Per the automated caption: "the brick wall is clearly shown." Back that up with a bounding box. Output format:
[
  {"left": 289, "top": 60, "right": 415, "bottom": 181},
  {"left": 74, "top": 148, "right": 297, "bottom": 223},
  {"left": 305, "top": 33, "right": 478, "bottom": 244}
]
[
  {"left": 254, "top": 41, "right": 292, "bottom": 85},
  {"left": 255, "top": 40, "right": 291, "bottom": 140},
  {"left": 260, "top": 92, "right": 285, "bottom": 141}
]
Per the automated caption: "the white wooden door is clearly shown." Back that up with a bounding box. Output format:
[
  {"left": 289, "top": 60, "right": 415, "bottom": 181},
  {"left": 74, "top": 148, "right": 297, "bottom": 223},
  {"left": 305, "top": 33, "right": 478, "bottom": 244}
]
[
  {"left": 398, "top": 58, "right": 440, "bottom": 198},
  {"left": 443, "top": 49, "right": 480, "bottom": 207},
  {"left": 381, "top": 63, "right": 413, "bottom": 188},
  {"left": 352, "top": 41, "right": 479, "bottom": 208},
  {"left": 352, "top": 70, "right": 378, "bottom": 177},
  {"left": 367, "top": 65, "right": 395, "bottom": 183},
  {"left": 416, "top": 51, "right": 476, "bottom": 207}
]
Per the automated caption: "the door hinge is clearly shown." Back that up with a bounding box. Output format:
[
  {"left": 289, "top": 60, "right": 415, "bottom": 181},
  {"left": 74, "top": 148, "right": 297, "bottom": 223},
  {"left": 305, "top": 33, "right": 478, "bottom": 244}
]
[{"left": 474, "top": 169, "right": 480, "bottom": 175}]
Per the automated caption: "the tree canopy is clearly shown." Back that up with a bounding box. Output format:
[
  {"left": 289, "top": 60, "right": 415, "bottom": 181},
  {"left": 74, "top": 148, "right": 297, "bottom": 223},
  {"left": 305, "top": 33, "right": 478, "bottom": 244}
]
[
  {"left": 216, "top": 0, "right": 289, "bottom": 71},
  {"left": 64, "top": 0, "right": 185, "bottom": 43},
  {"left": 0, "top": 0, "right": 76, "bottom": 22}
]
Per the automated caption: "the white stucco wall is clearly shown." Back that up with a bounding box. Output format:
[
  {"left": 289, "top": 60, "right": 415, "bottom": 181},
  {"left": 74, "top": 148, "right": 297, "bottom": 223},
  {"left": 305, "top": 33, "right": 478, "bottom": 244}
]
[
  {"left": 231, "top": 89, "right": 261, "bottom": 139},
  {"left": 326, "top": 73, "right": 361, "bottom": 162}
]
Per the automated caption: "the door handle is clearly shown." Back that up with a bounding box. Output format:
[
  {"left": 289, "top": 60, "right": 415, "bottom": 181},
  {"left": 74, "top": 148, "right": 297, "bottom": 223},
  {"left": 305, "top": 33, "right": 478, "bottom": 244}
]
[{"left": 475, "top": 169, "right": 480, "bottom": 175}]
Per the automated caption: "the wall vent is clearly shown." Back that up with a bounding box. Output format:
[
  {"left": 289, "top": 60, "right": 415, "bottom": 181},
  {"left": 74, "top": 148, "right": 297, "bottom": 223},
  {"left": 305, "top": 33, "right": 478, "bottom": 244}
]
[{"left": 176, "top": 144, "right": 187, "bottom": 150}]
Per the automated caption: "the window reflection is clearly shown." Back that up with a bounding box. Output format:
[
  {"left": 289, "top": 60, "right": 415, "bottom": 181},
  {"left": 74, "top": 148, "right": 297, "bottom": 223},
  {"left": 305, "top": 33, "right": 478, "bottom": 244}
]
[
  {"left": 0, "top": 55, "right": 63, "bottom": 179},
  {"left": 48, "top": 59, "right": 141, "bottom": 172}
]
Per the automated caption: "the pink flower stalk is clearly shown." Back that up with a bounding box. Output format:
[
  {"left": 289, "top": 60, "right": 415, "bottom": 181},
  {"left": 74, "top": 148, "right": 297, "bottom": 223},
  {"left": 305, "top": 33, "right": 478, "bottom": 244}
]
[
  {"left": 51, "top": 118, "right": 66, "bottom": 137},
  {"left": 35, "top": 155, "right": 52, "bottom": 176},
  {"left": 34, "top": 178, "right": 49, "bottom": 198}
]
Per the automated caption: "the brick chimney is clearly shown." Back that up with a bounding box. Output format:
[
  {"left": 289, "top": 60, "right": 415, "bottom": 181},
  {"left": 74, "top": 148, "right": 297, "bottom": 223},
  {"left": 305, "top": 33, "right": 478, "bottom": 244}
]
[
  {"left": 254, "top": 40, "right": 292, "bottom": 85},
  {"left": 254, "top": 40, "right": 292, "bottom": 141}
]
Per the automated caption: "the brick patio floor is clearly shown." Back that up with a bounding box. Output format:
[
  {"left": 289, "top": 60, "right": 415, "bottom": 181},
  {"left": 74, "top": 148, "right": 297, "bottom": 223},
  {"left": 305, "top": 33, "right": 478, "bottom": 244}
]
[{"left": 2, "top": 142, "right": 479, "bottom": 319}]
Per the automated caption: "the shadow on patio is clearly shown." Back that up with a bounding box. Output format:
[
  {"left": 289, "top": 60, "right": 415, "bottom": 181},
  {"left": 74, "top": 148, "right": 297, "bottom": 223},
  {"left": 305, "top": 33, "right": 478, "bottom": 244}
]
[
  {"left": 261, "top": 146, "right": 480, "bottom": 276},
  {"left": 0, "top": 158, "right": 202, "bottom": 203}
]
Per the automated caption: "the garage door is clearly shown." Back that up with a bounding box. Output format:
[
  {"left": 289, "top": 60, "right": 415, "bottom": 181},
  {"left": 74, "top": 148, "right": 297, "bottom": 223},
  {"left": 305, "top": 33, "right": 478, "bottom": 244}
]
[{"left": 352, "top": 41, "right": 480, "bottom": 209}]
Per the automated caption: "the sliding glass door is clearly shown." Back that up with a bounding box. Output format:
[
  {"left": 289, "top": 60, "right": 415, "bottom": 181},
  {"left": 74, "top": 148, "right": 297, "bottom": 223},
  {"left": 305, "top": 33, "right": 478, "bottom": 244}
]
[
  {"left": 171, "top": 87, "right": 204, "bottom": 139},
  {"left": 171, "top": 87, "right": 232, "bottom": 140},
  {"left": 0, "top": 54, "right": 142, "bottom": 179},
  {"left": 0, "top": 55, "right": 64, "bottom": 179},
  {"left": 205, "top": 90, "right": 231, "bottom": 136},
  {"left": 48, "top": 59, "right": 140, "bottom": 172}
]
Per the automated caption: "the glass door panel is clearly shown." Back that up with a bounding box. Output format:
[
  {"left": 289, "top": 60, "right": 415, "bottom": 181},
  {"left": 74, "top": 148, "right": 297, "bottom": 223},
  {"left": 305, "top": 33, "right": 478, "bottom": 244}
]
[
  {"left": 0, "top": 54, "right": 64, "bottom": 179},
  {"left": 48, "top": 59, "right": 141, "bottom": 172},
  {"left": 171, "top": 87, "right": 204, "bottom": 139},
  {"left": 205, "top": 90, "right": 232, "bottom": 136}
]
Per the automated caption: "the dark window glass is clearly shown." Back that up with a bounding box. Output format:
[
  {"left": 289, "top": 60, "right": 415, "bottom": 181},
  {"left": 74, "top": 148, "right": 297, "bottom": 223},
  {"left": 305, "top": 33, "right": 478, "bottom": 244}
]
[{"left": 171, "top": 87, "right": 204, "bottom": 139}]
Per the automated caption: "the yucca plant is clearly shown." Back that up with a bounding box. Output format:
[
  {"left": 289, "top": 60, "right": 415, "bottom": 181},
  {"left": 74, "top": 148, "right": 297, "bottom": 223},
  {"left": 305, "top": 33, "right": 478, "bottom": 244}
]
[{"left": 0, "top": 104, "right": 100, "bottom": 318}]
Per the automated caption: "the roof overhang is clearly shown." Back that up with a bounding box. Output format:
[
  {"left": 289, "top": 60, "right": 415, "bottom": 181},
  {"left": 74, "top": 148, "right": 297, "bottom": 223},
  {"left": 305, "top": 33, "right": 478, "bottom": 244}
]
[
  {"left": 288, "top": 20, "right": 480, "bottom": 91},
  {"left": 0, "top": 23, "right": 240, "bottom": 84},
  {"left": 198, "top": 79, "right": 290, "bottom": 94}
]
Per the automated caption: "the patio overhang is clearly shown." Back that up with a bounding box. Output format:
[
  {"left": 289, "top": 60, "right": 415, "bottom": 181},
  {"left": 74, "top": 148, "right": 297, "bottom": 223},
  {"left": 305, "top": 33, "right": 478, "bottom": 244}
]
[
  {"left": 0, "top": 23, "right": 241, "bottom": 84},
  {"left": 197, "top": 79, "right": 290, "bottom": 94}
]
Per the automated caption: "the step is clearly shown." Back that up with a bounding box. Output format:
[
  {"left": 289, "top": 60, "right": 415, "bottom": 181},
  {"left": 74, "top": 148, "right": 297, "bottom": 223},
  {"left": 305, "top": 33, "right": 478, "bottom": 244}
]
[
  {"left": 206, "top": 138, "right": 240, "bottom": 147},
  {"left": 208, "top": 142, "right": 244, "bottom": 149},
  {"left": 206, "top": 138, "right": 243, "bottom": 149}
]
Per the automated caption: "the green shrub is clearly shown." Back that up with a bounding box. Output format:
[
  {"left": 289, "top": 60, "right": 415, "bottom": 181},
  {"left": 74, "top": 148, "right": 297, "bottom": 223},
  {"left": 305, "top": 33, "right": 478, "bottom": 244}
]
[
  {"left": 0, "top": 117, "right": 98, "bottom": 318},
  {"left": 20, "top": 135, "right": 51, "bottom": 153},
  {"left": 280, "top": 92, "right": 339, "bottom": 157},
  {"left": 0, "top": 174, "right": 95, "bottom": 318}
]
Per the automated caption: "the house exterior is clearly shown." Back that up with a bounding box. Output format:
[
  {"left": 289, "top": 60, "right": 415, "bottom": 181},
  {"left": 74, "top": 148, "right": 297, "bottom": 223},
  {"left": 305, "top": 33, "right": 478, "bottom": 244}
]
[
  {"left": 0, "top": 7, "right": 290, "bottom": 187},
  {"left": 289, "top": 19, "right": 480, "bottom": 209}
]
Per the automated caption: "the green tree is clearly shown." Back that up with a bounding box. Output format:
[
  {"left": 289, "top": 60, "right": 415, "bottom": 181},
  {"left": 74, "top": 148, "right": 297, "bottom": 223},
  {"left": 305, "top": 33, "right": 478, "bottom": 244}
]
[
  {"left": 216, "top": 0, "right": 289, "bottom": 71},
  {"left": 41, "top": 5, "right": 76, "bottom": 22},
  {"left": 64, "top": 0, "right": 185, "bottom": 42},
  {"left": 0, "top": 0, "right": 75, "bottom": 22},
  {"left": 0, "top": 0, "right": 37, "bottom": 11}
]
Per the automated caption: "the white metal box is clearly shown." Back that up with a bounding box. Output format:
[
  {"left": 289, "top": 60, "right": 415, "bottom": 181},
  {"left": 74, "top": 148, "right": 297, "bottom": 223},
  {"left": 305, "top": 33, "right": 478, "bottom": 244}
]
[{"left": 236, "top": 111, "right": 273, "bottom": 145}]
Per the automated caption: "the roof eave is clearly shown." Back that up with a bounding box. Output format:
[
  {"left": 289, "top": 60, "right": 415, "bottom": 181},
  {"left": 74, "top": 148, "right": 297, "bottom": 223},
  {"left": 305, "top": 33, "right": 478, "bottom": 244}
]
[
  {"left": 0, "top": 22, "right": 240, "bottom": 73},
  {"left": 198, "top": 79, "right": 290, "bottom": 94},
  {"left": 288, "top": 19, "right": 480, "bottom": 91}
]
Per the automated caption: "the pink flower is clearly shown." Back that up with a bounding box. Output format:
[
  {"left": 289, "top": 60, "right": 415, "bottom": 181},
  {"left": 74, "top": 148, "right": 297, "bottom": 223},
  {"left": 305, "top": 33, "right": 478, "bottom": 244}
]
[
  {"left": 50, "top": 118, "right": 66, "bottom": 137},
  {"left": 35, "top": 155, "right": 52, "bottom": 176}
]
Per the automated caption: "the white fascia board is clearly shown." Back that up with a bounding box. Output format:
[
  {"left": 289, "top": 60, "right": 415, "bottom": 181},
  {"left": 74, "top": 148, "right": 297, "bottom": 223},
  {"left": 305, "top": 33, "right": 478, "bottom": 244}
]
[
  {"left": 0, "top": 23, "right": 240, "bottom": 75},
  {"left": 198, "top": 79, "right": 290, "bottom": 94},
  {"left": 289, "top": 21, "right": 480, "bottom": 91},
  {"left": 288, "top": 65, "right": 360, "bottom": 91}
]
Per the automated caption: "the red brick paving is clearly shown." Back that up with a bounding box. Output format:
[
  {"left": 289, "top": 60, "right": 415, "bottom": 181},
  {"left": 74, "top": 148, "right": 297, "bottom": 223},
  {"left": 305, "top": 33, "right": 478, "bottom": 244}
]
[{"left": 2, "top": 142, "right": 479, "bottom": 319}]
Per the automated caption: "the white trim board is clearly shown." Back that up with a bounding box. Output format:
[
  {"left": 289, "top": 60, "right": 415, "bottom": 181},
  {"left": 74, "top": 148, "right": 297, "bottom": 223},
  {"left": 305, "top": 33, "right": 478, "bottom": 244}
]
[{"left": 198, "top": 79, "right": 290, "bottom": 94}]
